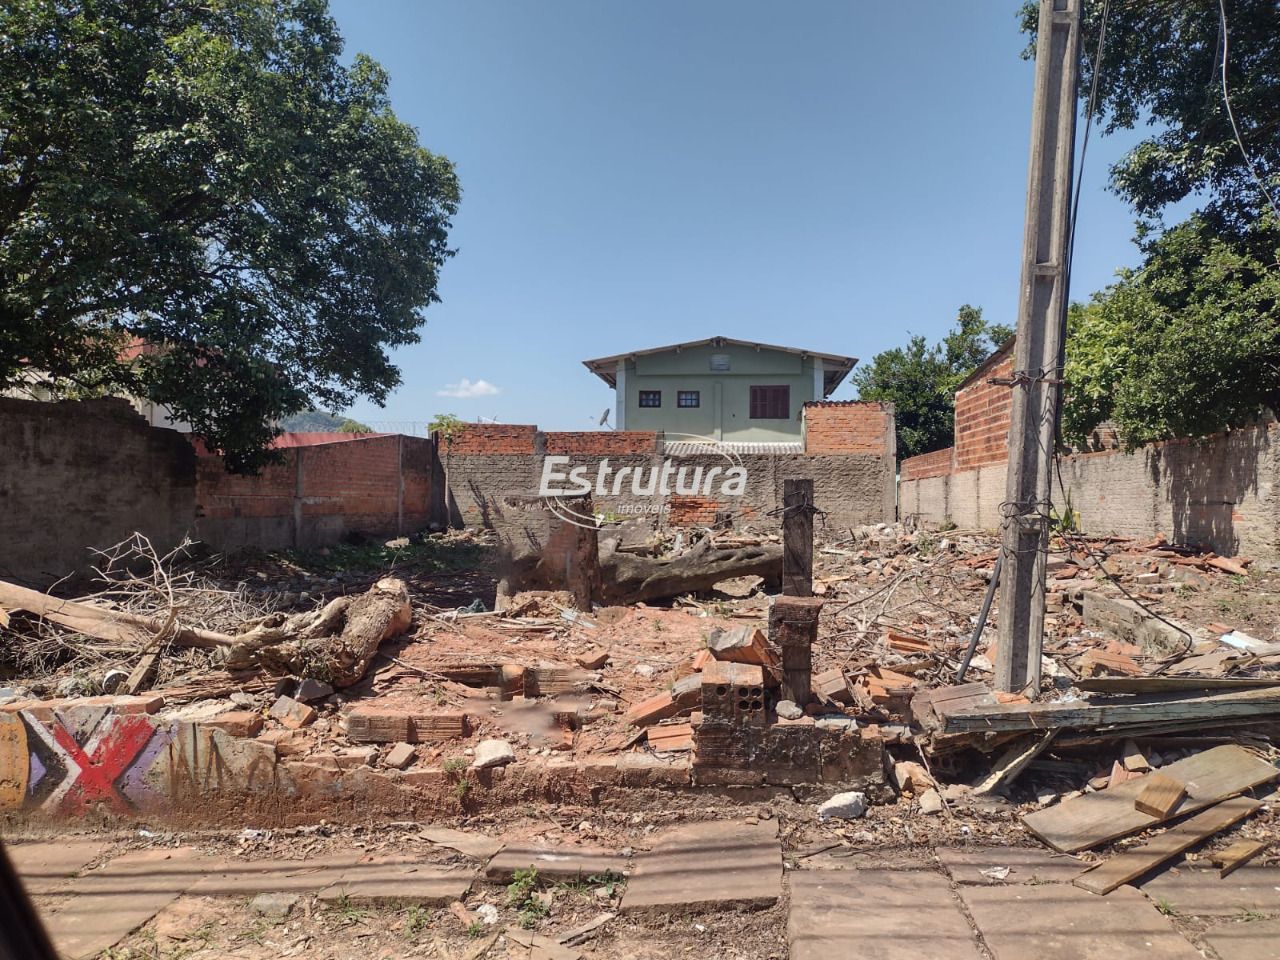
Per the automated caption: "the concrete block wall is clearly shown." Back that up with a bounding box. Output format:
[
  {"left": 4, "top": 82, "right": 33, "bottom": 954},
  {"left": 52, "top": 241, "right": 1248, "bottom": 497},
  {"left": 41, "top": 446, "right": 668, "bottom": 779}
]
[
  {"left": 0, "top": 397, "right": 198, "bottom": 587},
  {"left": 899, "top": 423, "right": 1280, "bottom": 559},
  {"left": 196, "top": 434, "right": 434, "bottom": 551},
  {"left": 444, "top": 417, "right": 896, "bottom": 532}
]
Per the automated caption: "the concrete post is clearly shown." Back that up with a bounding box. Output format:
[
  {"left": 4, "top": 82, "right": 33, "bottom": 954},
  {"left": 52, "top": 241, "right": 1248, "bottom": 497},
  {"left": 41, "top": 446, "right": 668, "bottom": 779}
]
[{"left": 996, "top": 0, "right": 1082, "bottom": 694}]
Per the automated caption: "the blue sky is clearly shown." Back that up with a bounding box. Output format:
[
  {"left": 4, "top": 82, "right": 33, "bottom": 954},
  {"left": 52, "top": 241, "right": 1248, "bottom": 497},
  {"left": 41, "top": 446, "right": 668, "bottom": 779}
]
[{"left": 331, "top": 1, "right": 1149, "bottom": 432}]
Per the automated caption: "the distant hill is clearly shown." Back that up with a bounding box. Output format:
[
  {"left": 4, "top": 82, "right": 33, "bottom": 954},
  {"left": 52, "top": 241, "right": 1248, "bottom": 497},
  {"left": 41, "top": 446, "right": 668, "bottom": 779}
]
[{"left": 279, "top": 410, "right": 345, "bottom": 432}]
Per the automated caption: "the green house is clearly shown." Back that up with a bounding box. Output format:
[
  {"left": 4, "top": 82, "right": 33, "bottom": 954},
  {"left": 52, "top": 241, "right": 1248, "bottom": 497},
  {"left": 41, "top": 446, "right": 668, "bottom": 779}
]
[{"left": 583, "top": 336, "right": 856, "bottom": 445}]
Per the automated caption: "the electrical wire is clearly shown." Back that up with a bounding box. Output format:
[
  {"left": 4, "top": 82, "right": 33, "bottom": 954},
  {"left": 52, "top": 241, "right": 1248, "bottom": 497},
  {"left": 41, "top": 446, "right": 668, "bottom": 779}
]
[{"left": 1218, "top": 0, "right": 1280, "bottom": 218}]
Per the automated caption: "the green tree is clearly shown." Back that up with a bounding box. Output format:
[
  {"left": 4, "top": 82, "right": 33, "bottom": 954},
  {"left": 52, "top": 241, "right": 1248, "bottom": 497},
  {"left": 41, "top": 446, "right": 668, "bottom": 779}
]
[
  {"left": 1064, "top": 217, "right": 1280, "bottom": 446},
  {"left": 1020, "top": 1, "right": 1280, "bottom": 443},
  {"left": 853, "top": 305, "right": 1011, "bottom": 461},
  {"left": 0, "top": 0, "right": 459, "bottom": 471},
  {"left": 337, "top": 417, "right": 374, "bottom": 434},
  {"left": 1020, "top": 0, "right": 1278, "bottom": 237}
]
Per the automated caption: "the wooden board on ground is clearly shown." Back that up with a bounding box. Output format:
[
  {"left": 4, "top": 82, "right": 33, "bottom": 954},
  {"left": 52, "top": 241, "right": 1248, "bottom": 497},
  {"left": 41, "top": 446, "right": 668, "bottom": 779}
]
[
  {"left": 1073, "top": 796, "right": 1261, "bottom": 895},
  {"left": 1213, "top": 839, "right": 1268, "bottom": 877},
  {"left": 1076, "top": 676, "right": 1280, "bottom": 694},
  {"left": 1134, "top": 773, "right": 1187, "bottom": 818},
  {"left": 973, "top": 730, "right": 1057, "bottom": 795},
  {"left": 1023, "top": 745, "right": 1277, "bottom": 853},
  {"left": 939, "top": 686, "right": 1280, "bottom": 734}
]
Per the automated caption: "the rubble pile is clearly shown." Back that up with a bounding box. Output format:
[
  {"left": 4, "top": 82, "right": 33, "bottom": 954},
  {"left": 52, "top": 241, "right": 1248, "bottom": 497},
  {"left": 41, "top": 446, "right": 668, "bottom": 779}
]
[{"left": 1, "top": 520, "right": 1278, "bottom": 884}]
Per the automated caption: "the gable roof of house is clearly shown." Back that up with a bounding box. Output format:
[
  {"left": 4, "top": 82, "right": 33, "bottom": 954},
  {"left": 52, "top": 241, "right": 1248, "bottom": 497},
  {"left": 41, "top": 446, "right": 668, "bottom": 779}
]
[{"left": 582, "top": 336, "right": 857, "bottom": 395}]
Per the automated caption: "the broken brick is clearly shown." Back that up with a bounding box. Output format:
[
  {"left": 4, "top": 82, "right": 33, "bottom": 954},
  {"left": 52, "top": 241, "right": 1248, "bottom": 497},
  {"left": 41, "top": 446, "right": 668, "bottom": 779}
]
[
  {"left": 269, "top": 695, "right": 317, "bottom": 729},
  {"left": 206, "top": 709, "right": 264, "bottom": 738},
  {"left": 383, "top": 742, "right": 417, "bottom": 770}
]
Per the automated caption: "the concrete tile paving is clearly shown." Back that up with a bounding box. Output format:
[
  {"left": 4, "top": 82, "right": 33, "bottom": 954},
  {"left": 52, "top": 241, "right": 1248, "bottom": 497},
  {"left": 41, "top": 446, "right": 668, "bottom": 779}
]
[
  {"left": 1137, "top": 860, "right": 1280, "bottom": 916},
  {"left": 935, "top": 845, "right": 1084, "bottom": 885},
  {"left": 316, "top": 858, "right": 474, "bottom": 905},
  {"left": 186, "top": 853, "right": 362, "bottom": 896},
  {"left": 789, "top": 868, "right": 982, "bottom": 960},
  {"left": 485, "top": 844, "right": 628, "bottom": 882},
  {"left": 959, "top": 883, "right": 1203, "bottom": 959},
  {"left": 1201, "top": 917, "right": 1280, "bottom": 960},
  {"left": 7, "top": 838, "right": 108, "bottom": 896},
  {"left": 619, "top": 819, "right": 781, "bottom": 914},
  {"left": 42, "top": 847, "right": 211, "bottom": 960}
]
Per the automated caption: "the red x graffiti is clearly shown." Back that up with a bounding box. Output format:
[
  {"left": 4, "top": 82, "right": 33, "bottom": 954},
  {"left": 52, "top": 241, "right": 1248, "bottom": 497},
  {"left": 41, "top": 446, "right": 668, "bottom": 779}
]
[{"left": 51, "top": 715, "right": 156, "bottom": 815}]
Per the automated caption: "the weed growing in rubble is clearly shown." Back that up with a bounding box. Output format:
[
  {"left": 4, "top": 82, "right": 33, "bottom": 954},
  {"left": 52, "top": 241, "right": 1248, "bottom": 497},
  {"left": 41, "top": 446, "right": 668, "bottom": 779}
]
[
  {"left": 444, "top": 757, "right": 468, "bottom": 774},
  {"left": 507, "top": 867, "right": 549, "bottom": 927},
  {"left": 1154, "top": 897, "right": 1176, "bottom": 916},
  {"left": 467, "top": 921, "right": 487, "bottom": 939},
  {"left": 403, "top": 904, "right": 430, "bottom": 941},
  {"left": 558, "top": 871, "right": 626, "bottom": 899},
  {"left": 455, "top": 777, "right": 471, "bottom": 801},
  {"left": 331, "top": 893, "right": 368, "bottom": 924}
]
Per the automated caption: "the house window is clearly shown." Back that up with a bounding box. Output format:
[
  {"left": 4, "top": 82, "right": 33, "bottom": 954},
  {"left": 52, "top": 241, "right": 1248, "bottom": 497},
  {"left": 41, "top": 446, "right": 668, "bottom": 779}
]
[
  {"left": 638, "top": 390, "right": 661, "bottom": 408},
  {"left": 709, "top": 354, "right": 730, "bottom": 371},
  {"left": 749, "top": 385, "right": 790, "bottom": 419},
  {"left": 677, "top": 390, "right": 700, "bottom": 408}
]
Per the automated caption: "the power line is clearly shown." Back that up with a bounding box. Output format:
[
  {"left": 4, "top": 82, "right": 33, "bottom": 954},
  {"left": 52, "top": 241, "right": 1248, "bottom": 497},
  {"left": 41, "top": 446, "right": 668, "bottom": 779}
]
[{"left": 1218, "top": 0, "right": 1279, "bottom": 218}]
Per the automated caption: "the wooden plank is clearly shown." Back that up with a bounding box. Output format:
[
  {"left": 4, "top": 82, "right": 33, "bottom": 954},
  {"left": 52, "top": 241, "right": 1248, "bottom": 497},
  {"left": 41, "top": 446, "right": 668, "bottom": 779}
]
[
  {"left": 781, "top": 478, "right": 814, "bottom": 598},
  {"left": 1076, "top": 676, "right": 1280, "bottom": 694},
  {"left": 1212, "top": 838, "right": 1267, "bottom": 877},
  {"left": 940, "top": 686, "right": 1280, "bottom": 734},
  {"left": 1134, "top": 773, "right": 1186, "bottom": 818},
  {"left": 1074, "top": 796, "right": 1261, "bottom": 895},
  {"left": 973, "top": 730, "right": 1057, "bottom": 795},
  {"left": 1023, "top": 745, "right": 1278, "bottom": 853},
  {"left": 120, "top": 650, "right": 160, "bottom": 695},
  {"left": 1120, "top": 739, "right": 1150, "bottom": 772}
]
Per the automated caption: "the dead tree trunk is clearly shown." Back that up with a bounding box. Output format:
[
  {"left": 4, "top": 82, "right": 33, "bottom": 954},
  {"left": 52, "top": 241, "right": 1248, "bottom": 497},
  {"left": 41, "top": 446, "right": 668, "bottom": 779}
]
[
  {"left": 598, "top": 537, "right": 782, "bottom": 605},
  {"left": 224, "top": 577, "right": 412, "bottom": 687}
]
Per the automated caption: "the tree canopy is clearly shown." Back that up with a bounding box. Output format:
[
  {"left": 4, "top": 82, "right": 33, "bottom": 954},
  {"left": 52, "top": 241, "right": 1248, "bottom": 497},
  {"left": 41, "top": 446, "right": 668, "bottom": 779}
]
[
  {"left": 1022, "top": 0, "right": 1277, "bottom": 236},
  {"left": 0, "top": 0, "right": 459, "bottom": 471},
  {"left": 853, "top": 306, "right": 1012, "bottom": 461},
  {"left": 1020, "top": 0, "right": 1279, "bottom": 446}
]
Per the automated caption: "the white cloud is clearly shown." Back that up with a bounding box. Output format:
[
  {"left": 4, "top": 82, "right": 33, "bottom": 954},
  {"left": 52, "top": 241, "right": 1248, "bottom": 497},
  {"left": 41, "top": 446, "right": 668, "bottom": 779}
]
[{"left": 437, "top": 378, "right": 501, "bottom": 399}]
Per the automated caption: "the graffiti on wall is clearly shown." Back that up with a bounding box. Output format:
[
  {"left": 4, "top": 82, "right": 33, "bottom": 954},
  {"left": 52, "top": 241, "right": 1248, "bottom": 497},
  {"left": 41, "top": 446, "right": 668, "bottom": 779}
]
[
  {"left": 0, "top": 704, "right": 287, "bottom": 817},
  {"left": 0, "top": 708, "right": 171, "bottom": 815}
]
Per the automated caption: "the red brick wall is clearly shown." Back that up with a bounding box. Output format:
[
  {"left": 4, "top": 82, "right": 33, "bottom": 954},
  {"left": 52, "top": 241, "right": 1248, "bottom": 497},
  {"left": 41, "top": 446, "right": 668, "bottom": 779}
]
[
  {"left": 196, "top": 454, "right": 295, "bottom": 522},
  {"left": 900, "top": 447, "right": 954, "bottom": 481},
  {"left": 299, "top": 436, "right": 404, "bottom": 520},
  {"left": 954, "top": 353, "right": 1012, "bottom": 471},
  {"left": 196, "top": 434, "right": 433, "bottom": 549},
  {"left": 802, "top": 401, "right": 894, "bottom": 455},
  {"left": 447, "top": 423, "right": 538, "bottom": 455},
  {"left": 544, "top": 431, "right": 658, "bottom": 455},
  {"left": 666, "top": 495, "right": 722, "bottom": 526}
]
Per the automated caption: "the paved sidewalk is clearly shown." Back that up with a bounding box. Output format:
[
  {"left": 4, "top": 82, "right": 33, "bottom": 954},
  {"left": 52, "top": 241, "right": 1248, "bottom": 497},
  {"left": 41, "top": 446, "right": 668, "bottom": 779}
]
[{"left": 7, "top": 830, "right": 1280, "bottom": 959}]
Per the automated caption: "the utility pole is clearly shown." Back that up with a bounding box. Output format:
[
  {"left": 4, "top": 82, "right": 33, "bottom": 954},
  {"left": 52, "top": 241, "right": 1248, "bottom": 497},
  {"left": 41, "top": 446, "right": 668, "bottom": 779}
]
[{"left": 995, "top": 0, "right": 1082, "bottom": 694}]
